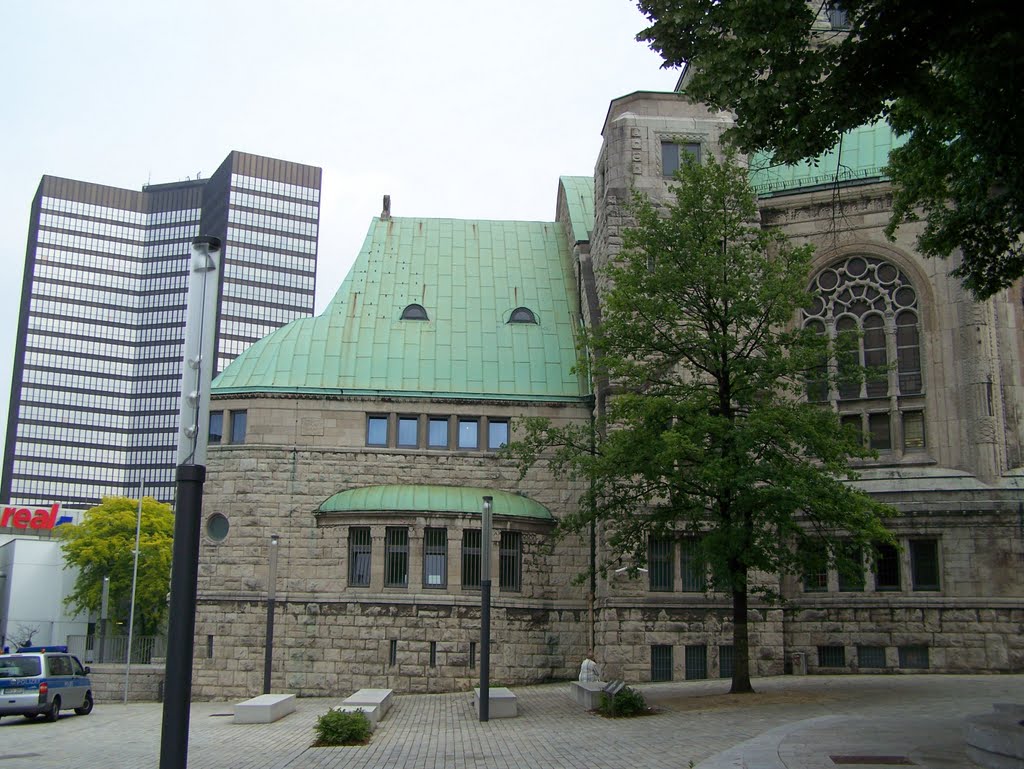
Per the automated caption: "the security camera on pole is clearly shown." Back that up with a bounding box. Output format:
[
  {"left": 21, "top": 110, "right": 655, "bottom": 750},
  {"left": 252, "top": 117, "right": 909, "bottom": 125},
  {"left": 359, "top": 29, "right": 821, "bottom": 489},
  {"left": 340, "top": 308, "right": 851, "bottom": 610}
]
[{"left": 159, "top": 235, "right": 221, "bottom": 769}]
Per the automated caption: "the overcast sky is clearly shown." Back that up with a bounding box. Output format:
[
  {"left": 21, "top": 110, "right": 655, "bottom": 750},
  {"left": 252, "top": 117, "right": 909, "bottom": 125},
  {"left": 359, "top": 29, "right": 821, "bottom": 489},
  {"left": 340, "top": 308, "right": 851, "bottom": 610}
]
[{"left": 0, "top": 1, "right": 678, "bottom": 451}]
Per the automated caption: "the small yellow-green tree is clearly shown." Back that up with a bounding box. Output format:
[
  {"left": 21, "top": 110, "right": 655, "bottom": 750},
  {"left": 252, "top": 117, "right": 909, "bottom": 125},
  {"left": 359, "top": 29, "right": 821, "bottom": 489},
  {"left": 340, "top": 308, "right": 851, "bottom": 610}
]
[{"left": 60, "top": 496, "right": 173, "bottom": 636}]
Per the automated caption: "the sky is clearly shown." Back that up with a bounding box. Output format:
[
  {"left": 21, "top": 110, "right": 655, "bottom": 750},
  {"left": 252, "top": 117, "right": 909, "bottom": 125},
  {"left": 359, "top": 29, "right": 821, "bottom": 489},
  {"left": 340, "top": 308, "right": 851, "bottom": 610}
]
[{"left": 0, "top": 0, "right": 679, "bottom": 449}]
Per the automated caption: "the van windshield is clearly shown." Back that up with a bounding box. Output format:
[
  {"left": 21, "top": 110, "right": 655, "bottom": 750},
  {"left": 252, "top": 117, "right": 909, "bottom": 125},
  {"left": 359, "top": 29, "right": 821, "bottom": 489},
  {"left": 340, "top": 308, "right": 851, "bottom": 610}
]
[{"left": 0, "top": 656, "right": 42, "bottom": 677}]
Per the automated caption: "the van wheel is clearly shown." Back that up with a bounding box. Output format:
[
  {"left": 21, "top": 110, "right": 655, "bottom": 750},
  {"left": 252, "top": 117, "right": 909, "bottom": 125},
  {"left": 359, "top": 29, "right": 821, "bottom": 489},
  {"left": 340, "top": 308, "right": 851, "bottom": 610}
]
[
  {"left": 44, "top": 696, "right": 60, "bottom": 722},
  {"left": 74, "top": 692, "right": 93, "bottom": 715}
]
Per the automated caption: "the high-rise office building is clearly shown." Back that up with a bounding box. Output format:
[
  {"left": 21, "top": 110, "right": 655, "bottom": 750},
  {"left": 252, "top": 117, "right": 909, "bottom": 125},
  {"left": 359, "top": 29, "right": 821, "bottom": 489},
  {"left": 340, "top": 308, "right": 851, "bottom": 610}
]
[{"left": 1, "top": 151, "right": 321, "bottom": 510}]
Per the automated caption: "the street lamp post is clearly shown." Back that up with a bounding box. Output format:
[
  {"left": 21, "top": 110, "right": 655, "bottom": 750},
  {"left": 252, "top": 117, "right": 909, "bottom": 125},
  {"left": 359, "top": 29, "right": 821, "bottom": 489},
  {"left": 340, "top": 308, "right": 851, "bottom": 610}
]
[
  {"left": 159, "top": 236, "right": 221, "bottom": 769},
  {"left": 263, "top": 534, "right": 279, "bottom": 694},
  {"left": 479, "top": 495, "right": 492, "bottom": 722}
]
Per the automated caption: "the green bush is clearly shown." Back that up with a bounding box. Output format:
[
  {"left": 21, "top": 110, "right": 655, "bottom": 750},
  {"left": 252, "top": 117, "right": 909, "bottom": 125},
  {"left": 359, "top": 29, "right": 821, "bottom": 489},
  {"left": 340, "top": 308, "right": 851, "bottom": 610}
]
[
  {"left": 314, "top": 708, "right": 371, "bottom": 746},
  {"left": 597, "top": 686, "right": 648, "bottom": 717}
]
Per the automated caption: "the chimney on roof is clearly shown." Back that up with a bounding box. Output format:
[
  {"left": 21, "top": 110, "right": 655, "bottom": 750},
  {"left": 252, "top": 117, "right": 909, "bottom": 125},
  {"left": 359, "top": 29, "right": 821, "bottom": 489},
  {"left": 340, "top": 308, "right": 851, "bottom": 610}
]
[{"left": 381, "top": 194, "right": 391, "bottom": 220}]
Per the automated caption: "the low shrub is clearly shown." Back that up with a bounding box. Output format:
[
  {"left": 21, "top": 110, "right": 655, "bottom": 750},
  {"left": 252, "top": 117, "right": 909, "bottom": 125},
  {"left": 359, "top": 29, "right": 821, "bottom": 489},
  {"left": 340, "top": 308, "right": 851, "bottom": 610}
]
[
  {"left": 313, "top": 708, "right": 371, "bottom": 746},
  {"left": 597, "top": 686, "right": 649, "bottom": 717}
]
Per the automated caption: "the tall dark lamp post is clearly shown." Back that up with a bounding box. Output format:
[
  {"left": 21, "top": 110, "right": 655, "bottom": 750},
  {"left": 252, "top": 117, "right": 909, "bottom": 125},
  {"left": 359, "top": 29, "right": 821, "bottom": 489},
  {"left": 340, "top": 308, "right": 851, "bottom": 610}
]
[
  {"left": 263, "top": 534, "right": 279, "bottom": 694},
  {"left": 479, "top": 495, "right": 492, "bottom": 722},
  {"left": 159, "top": 235, "right": 221, "bottom": 769}
]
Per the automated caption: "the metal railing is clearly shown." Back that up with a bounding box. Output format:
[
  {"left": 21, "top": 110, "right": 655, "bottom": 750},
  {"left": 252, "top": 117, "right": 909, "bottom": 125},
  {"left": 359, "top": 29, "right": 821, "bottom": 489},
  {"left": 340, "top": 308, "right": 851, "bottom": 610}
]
[{"left": 67, "top": 634, "right": 167, "bottom": 665}]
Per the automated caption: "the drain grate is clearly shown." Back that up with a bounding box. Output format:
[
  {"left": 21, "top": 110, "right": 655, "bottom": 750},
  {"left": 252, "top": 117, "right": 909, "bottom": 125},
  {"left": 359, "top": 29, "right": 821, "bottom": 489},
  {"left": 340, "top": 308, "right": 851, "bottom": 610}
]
[
  {"left": 209, "top": 713, "right": 234, "bottom": 717},
  {"left": 830, "top": 757, "right": 915, "bottom": 766}
]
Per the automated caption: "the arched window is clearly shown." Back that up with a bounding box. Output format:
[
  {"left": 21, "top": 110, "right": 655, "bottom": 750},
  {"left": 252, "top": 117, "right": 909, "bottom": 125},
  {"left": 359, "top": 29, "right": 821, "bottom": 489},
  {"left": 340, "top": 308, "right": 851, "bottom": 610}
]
[
  {"left": 803, "top": 255, "right": 925, "bottom": 454},
  {"left": 508, "top": 307, "right": 537, "bottom": 324},
  {"left": 401, "top": 304, "right": 428, "bottom": 320}
]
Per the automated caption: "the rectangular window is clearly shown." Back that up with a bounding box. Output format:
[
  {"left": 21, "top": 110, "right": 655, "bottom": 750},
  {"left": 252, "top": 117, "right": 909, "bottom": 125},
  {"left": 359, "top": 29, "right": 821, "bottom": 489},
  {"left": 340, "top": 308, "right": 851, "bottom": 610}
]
[
  {"left": 397, "top": 416, "right": 419, "bottom": 447},
  {"left": 910, "top": 539, "right": 940, "bottom": 590},
  {"left": 469, "top": 641, "right": 476, "bottom": 669},
  {"left": 817, "top": 645, "right": 846, "bottom": 667},
  {"left": 898, "top": 645, "right": 929, "bottom": 669},
  {"left": 389, "top": 639, "right": 397, "bottom": 666},
  {"left": 429, "top": 641, "right": 437, "bottom": 668},
  {"left": 461, "top": 528, "right": 481, "bottom": 588},
  {"left": 685, "top": 645, "right": 708, "bottom": 680},
  {"left": 802, "top": 542, "right": 828, "bottom": 592},
  {"left": 457, "top": 418, "right": 478, "bottom": 449},
  {"left": 229, "top": 410, "right": 247, "bottom": 443},
  {"left": 499, "top": 531, "right": 522, "bottom": 591},
  {"left": 841, "top": 413, "right": 863, "bottom": 442},
  {"left": 868, "top": 412, "right": 891, "bottom": 450},
  {"left": 488, "top": 419, "right": 509, "bottom": 450},
  {"left": 837, "top": 542, "right": 865, "bottom": 592},
  {"left": 719, "top": 645, "right": 734, "bottom": 679},
  {"left": 427, "top": 417, "right": 449, "bottom": 448},
  {"left": 423, "top": 527, "right": 447, "bottom": 588},
  {"left": 648, "top": 536, "right": 674, "bottom": 591},
  {"left": 384, "top": 527, "right": 409, "bottom": 587},
  {"left": 903, "top": 411, "right": 926, "bottom": 450},
  {"left": 348, "top": 527, "right": 372, "bottom": 587},
  {"left": 651, "top": 645, "right": 673, "bottom": 682},
  {"left": 662, "top": 141, "right": 701, "bottom": 177},
  {"left": 679, "top": 536, "right": 706, "bottom": 592},
  {"left": 857, "top": 645, "right": 887, "bottom": 668},
  {"left": 367, "top": 415, "right": 389, "bottom": 447},
  {"left": 208, "top": 412, "right": 223, "bottom": 445},
  {"left": 873, "top": 543, "right": 901, "bottom": 591}
]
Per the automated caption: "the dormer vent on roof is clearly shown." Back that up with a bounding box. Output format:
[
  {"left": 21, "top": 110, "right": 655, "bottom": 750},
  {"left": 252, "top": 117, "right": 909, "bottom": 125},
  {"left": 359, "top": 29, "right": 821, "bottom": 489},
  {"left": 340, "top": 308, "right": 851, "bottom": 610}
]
[
  {"left": 508, "top": 307, "right": 537, "bottom": 324},
  {"left": 401, "top": 303, "right": 428, "bottom": 320}
]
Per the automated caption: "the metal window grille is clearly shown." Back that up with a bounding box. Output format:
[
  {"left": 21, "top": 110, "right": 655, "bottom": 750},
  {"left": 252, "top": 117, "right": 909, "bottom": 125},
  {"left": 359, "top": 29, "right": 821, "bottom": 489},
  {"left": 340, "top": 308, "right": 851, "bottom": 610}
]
[
  {"left": 651, "top": 645, "right": 673, "bottom": 682},
  {"left": 898, "top": 645, "right": 929, "bottom": 669},
  {"left": 873, "top": 543, "right": 901, "bottom": 590},
  {"left": 902, "top": 411, "right": 926, "bottom": 450},
  {"left": 685, "top": 645, "right": 708, "bottom": 680},
  {"left": 461, "top": 529, "right": 481, "bottom": 588},
  {"left": 648, "top": 536, "right": 674, "bottom": 591},
  {"left": 858, "top": 645, "right": 887, "bottom": 668},
  {"left": 837, "top": 542, "right": 865, "bottom": 592},
  {"left": 423, "top": 527, "right": 447, "bottom": 588},
  {"left": 348, "top": 527, "right": 371, "bottom": 587},
  {"left": 817, "top": 645, "right": 846, "bottom": 667},
  {"left": 389, "top": 639, "right": 397, "bottom": 666},
  {"left": 680, "top": 537, "right": 706, "bottom": 592},
  {"left": 910, "top": 539, "right": 940, "bottom": 590},
  {"left": 384, "top": 527, "right": 409, "bottom": 587},
  {"left": 719, "top": 645, "right": 734, "bottom": 679},
  {"left": 429, "top": 641, "right": 437, "bottom": 668},
  {"left": 469, "top": 641, "right": 476, "bottom": 669},
  {"left": 499, "top": 531, "right": 522, "bottom": 591}
]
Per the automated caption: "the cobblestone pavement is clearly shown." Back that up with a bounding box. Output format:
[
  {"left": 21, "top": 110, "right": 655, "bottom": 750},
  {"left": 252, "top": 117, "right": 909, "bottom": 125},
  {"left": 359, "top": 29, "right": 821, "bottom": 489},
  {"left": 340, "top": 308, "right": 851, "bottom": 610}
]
[{"left": 1, "top": 674, "right": 1020, "bottom": 768}]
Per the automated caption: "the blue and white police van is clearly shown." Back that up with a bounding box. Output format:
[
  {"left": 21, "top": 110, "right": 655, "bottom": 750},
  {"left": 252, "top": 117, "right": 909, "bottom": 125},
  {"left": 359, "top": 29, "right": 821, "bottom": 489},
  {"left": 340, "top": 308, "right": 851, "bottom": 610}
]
[{"left": 0, "top": 645, "right": 94, "bottom": 722}]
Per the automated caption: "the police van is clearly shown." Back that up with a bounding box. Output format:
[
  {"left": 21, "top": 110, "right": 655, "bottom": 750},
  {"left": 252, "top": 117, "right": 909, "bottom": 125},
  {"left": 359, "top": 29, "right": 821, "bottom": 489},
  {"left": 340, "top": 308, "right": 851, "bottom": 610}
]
[{"left": 0, "top": 646, "right": 94, "bottom": 722}]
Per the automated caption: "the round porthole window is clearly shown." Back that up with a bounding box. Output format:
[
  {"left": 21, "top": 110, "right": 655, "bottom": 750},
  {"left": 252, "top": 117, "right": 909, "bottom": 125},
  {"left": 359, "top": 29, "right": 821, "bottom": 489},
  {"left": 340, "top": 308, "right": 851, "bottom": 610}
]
[{"left": 206, "top": 513, "right": 230, "bottom": 542}]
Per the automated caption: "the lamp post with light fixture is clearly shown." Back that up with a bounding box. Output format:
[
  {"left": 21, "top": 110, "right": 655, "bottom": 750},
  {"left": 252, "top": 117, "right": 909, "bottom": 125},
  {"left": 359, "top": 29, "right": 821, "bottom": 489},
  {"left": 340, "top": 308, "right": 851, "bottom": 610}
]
[
  {"left": 479, "top": 495, "right": 492, "bottom": 721},
  {"left": 159, "top": 235, "right": 221, "bottom": 769}
]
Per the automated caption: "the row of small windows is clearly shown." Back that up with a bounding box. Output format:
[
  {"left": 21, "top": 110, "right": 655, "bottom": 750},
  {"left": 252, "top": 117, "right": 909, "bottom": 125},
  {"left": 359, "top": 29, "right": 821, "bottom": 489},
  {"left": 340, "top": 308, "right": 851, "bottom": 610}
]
[
  {"left": 818, "top": 644, "right": 929, "bottom": 670},
  {"left": 222, "top": 263, "right": 315, "bottom": 291},
  {"left": 208, "top": 410, "right": 247, "bottom": 445},
  {"left": 228, "top": 246, "right": 317, "bottom": 274},
  {"left": 222, "top": 282, "right": 312, "bottom": 307},
  {"left": 227, "top": 226, "right": 317, "bottom": 255},
  {"left": 401, "top": 304, "right": 538, "bottom": 324},
  {"left": 41, "top": 198, "right": 201, "bottom": 227},
  {"left": 227, "top": 208, "right": 318, "bottom": 237},
  {"left": 367, "top": 414, "right": 508, "bottom": 451},
  {"left": 231, "top": 174, "right": 320, "bottom": 203},
  {"left": 229, "top": 191, "right": 319, "bottom": 219},
  {"left": 650, "top": 644, "right": 732, "bottom": 682},
  {"left": 802, "top": 538, "right": 941, "bottom": 593},
  {"left": 40, "top": 214, "right": 200, "bottom": 245},
  {"left": 840, "top": 409, "right": 925, "bottom": 452},
  {"left": 220, "top": 301, "right": 305, "bottom": 326},
  {"left": 347, "top": 526, "right": 522, "bottom": 592}
]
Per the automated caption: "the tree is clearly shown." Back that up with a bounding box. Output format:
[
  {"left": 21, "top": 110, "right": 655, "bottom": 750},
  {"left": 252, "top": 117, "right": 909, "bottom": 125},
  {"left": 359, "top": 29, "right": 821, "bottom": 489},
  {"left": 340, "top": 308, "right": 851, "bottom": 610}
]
[
  {"left": 635, "top": 0, "right": 1024, "bottom": 299},
  {"left": 59, "top": 496, "right": 174, "bottom": 636},
  {"left": 507, "top": 154, "right": 892, "bottom": 693}
]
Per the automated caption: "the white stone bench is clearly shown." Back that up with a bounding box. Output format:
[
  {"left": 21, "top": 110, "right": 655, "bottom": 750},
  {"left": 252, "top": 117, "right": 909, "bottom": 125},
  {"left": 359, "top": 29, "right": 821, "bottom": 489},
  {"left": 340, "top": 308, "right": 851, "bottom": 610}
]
[
  {"left": 233, "top": 693, "right": 296, "bottom": 724},
  {"left": 570, "top": 681, "right": 607, "bottom": 710},
  {"left": 474, "top": 686, "right": 517, "bottom": 718},
  {"left": 342, "top": 688, "right": 394, "bottom": 718},
  {"left": 332, "top": 704, "right": 380, "bottom": 731}
]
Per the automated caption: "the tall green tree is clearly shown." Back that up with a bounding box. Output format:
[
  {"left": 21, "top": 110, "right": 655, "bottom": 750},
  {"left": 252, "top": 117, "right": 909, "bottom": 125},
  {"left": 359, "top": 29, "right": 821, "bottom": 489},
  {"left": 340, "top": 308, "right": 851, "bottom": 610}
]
[
  {"left": 507, "top": 154, "right": 892, "bottom": 693},
  {"left": 60, "top": 496, "right": 173, "bottom": 636},
  {"left": 635, "top": 0, "right": 1023, "bottom": 299}
]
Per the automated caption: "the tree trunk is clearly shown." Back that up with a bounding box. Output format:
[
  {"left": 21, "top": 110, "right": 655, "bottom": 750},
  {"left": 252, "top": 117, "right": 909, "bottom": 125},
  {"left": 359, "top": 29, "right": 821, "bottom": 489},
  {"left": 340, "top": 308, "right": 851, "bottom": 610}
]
[{"left": 730, "top": 566, "right": 755, "bottom": 694}]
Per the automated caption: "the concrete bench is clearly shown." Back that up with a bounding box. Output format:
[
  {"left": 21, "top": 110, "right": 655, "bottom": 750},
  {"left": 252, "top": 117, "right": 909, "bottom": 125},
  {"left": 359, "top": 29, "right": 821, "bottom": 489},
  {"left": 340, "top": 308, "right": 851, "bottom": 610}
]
[
  {"left": 332, "top": 704, "right": 380, "bottom": 731},
  {"left": 570, "top": 681, "right": 607, "bottom": 710},
  {"left": 474, "top": 686, "right": 517, "bottom": 718},
  {"left": 233, "top": 693, "right": 296, "bottom": 724},
  {"left": 342, "top": 688, "right": 394, "bottom": 718}
]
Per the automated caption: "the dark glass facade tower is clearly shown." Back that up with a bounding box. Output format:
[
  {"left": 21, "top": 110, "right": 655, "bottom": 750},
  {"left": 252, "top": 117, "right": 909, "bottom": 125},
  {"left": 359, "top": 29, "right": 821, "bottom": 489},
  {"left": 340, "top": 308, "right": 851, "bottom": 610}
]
[{"left": 1, "top": 151, "right": 321, "bottom": 509}]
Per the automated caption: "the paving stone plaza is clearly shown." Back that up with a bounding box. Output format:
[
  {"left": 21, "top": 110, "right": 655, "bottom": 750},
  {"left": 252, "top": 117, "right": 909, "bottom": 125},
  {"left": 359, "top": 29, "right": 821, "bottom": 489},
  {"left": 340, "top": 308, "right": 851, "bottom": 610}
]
[{"left": 1, "top": 674, "right": 1020, "bottom": 768}]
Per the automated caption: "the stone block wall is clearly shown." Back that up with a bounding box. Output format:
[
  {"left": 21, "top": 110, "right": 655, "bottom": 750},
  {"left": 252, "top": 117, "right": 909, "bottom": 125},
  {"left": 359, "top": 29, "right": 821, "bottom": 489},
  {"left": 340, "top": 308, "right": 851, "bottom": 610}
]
[{"left": 88, "top": 663, "right": 164, "bottom": 703}]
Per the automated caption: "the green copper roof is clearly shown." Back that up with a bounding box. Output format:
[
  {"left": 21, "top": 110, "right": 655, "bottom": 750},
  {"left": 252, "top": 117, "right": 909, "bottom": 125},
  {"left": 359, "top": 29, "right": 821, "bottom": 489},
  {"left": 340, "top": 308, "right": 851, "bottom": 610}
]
[
  {"left": 213, "top": 216, "right": 587, "bottom": 402},
  {"left": 750, "top": 122, "right": 909, "bottom": 195},
  {"left": 317, "top": 485, "right": 553, "bottom": 521},
  {"left": 559, "top": 176, "right": 594, "bottom": 243}
]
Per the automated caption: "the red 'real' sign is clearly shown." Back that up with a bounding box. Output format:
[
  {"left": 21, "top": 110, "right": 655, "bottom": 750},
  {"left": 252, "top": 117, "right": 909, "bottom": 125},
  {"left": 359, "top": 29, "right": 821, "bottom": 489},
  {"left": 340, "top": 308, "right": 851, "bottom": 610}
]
[{"left": 1, "top": 503, "right": 62, "bottom": 530}]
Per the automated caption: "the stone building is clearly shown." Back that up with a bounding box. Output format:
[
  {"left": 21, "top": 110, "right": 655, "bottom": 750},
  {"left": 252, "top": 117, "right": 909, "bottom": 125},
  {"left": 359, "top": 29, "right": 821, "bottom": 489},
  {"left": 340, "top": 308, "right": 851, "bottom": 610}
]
[{"left": 193, "top": 92, "right": 1024, "bottom": 698}]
